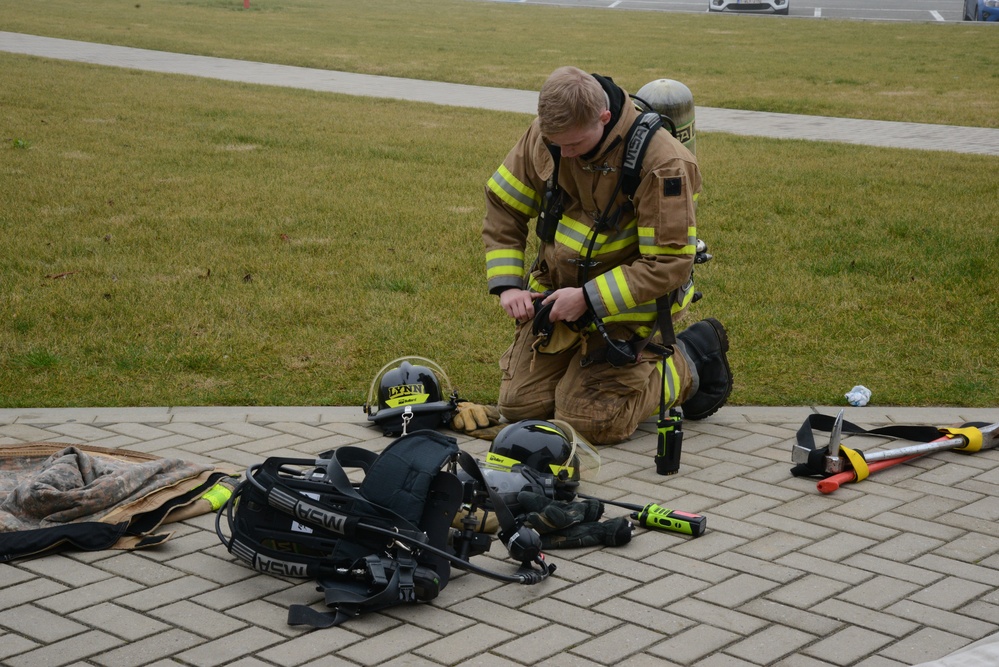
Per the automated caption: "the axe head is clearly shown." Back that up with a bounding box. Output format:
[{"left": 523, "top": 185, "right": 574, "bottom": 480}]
[
  {"left": 791, "top": 409, "right": 843, "bottom": 465},
  {"left": 823, "top": 410, "right": 846, "bottom": 473}
]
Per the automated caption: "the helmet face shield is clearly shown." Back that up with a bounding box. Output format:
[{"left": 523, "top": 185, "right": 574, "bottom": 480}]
[
  {"left": 553, "top": 419, "right": 601, "bottom": 484},
  {"left": 364, "top": 356, "right": 458, "bottom": 435}
]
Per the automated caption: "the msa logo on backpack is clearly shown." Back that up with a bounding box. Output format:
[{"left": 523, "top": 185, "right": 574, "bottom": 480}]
[
  {"left": 216, "top": 429, "right": 556, "bottom": 630},
  {"left": 364, "top": 356, "right": 459, "bottom": 436}
]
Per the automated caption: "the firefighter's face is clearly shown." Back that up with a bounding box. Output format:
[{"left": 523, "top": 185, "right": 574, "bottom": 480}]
[{"left": 548, "top": 110, "right": 612, "bottom": 159}]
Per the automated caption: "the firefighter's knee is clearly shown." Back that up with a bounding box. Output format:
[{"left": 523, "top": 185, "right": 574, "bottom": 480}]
[
  {"left": 498, "top": 399, "right": 552, "bottom": 424},
  {"left": 582, "top": 418, "right": 634, "bottom": 446}
]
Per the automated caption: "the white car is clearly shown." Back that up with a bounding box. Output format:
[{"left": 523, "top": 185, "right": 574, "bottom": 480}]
[{"left": 708, "top": 0, "right": 789, "bottom": 14}]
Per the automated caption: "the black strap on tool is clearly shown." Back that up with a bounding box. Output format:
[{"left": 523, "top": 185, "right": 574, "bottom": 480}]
[{"left": 790, "top": 413, "right": 968, "bottom": 478}]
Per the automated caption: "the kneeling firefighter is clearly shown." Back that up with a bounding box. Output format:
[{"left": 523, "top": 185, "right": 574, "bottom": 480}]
[{"left": 468, "top": 68, "right": 732, "bottom": 449}]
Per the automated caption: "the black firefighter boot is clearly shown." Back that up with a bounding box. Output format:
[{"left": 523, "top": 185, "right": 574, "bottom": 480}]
[{"left": 676, "top": 318, "right": 733, "bottom": 420}]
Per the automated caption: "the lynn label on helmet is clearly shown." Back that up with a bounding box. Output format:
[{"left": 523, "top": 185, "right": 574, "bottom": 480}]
[{"left": 385, "top": 384, "right": 431, "bottom": 408}]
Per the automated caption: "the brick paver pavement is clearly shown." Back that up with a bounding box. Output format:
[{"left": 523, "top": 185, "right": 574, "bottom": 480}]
[{"left": 3, "top": 405, "right": 999, "bottom": 666}]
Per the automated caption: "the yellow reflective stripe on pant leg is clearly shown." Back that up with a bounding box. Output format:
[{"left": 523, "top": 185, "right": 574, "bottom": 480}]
[
  {"left": 527, "top": 274, "right": 549, "bottom": 293},
  {"left": 656, "top": 357, "right": 682, "bottom": 409}
]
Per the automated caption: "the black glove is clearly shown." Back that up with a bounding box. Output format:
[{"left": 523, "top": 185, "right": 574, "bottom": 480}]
[
  {"left": 518, "top": 491, "right": 603, "bottom": 534},
  {"left": 540, "top": 517, "right": 633, "bottom": 550}
]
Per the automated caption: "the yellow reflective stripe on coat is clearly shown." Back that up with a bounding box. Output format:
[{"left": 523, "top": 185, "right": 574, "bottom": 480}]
[
  {"left": 601, "top": 303, "right": 657, "bottom": 324},
  {"left": 594, "top": 267, "right": 638, "bottom": 315},
  {"left": 487, "top": 165, "right": 540, "bottom": 217},
  {"left": 637, "top": 225, "right": 698, "bottom": 256},
  {"left": 486, "top": 248, "right": 526, "bottom": 281},
  {"left": 556, "top": 215, "right": 637, "bottom": 256},
  {"left": 672, "top": 277, "right": 695, "bottom": 315}
]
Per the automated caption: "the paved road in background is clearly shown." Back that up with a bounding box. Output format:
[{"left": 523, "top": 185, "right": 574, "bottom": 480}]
[
  {"left": 485, "top": 0, "right": 977, "bottom": 22},
  {"left": 2, "top": 32, "right": 998, "bottom": 156}
]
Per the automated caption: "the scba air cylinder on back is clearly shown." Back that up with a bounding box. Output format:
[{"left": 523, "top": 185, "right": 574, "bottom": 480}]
[{"left": 635, "top": 78, "right": 696, "bottom": 156}]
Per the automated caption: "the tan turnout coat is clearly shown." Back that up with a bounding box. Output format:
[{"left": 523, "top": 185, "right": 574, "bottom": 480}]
[{"left": 483, "top": 91, "right": 702, "bottom": 342}]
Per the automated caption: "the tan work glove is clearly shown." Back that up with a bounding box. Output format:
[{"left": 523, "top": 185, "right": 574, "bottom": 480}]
[{"left": 451, "top": 401, "right": 501, "bottom": 433}]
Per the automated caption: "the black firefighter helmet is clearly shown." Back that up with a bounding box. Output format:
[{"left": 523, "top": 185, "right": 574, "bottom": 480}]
[
  {"left": 364, "top": 356, "right": 459, "bottom": 436},
  {"left": 485, "top": 419, "right": 601, "bottom": 500}
]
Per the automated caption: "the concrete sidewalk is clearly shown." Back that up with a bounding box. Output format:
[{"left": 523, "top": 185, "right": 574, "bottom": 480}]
[
  {"left": 2, "top": 31, "right": 999, "bottom": 156},
  {"left": 4, "top": 404, "right": 999, "bottom": 666}
]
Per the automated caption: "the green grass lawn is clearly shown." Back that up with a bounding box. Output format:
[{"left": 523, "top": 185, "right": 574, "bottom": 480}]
[{"left": 1, "top": 2, "right": 997, "bottom": 409}]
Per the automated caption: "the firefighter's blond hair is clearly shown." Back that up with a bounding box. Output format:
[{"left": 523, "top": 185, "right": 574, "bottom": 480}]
[{"left": 538, "top": 67, "right": 608, "bottom": 137}]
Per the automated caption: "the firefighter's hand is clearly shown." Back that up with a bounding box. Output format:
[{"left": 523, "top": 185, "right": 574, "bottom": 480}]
[
  {"left": 500, "top": 288, "right": 543, "bottom": 323},
  {"left": 451, "top": 401, "right": 501, "bottom": 433},
  {"left": 544, "top": 287, "right": 588, "bottom": 324}
]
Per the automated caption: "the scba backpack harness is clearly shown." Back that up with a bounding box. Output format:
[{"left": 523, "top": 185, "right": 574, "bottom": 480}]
[{"left": 216, "top": 430, "right": 553, "bottom": 629}]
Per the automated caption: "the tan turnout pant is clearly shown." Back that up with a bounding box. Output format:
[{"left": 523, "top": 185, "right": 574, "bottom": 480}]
[{"left": 497, "top": 322, "right": 694, "bottom": 445}]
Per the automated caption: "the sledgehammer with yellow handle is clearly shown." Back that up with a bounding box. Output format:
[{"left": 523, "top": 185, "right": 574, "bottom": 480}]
[{"left": 818, "top": 421, "right": 999, "bottom": 494}]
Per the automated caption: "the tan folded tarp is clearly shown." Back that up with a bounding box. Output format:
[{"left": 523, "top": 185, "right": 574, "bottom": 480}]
[{"left": 0, "top": 442, "right": 240, "bottom": 560}]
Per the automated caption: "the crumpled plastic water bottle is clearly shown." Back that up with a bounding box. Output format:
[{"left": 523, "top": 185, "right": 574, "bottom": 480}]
[{"left": 845, "top": 385, "right": 871, "bottom": 407}]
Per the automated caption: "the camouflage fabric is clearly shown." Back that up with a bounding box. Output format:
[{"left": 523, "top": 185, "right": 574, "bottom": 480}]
[{"left": 0, "top": 442, "right": 240, "bottom": 560}]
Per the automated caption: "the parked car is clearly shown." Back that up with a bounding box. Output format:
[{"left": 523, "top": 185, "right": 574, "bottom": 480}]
[
  {"left": 708, "top": 0, "right": 789, "bottom": 14},
  {"left": 964, "top": 0, "right": 999, "bottom": 20}
]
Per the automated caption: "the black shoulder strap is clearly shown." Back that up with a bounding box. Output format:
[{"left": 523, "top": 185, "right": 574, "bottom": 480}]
[
  {"left": 547, "top": 142, "right": 561, "bottom": 181},
  {"left": 288, "top": 553, "right": 436, "bottom": 628},
  {"left": 620, "top": 111, "right": 676, "bottom": 363},
  {"left": 621, "top": 111, "right": 663, "bottom": 198},
  {"left": 537, "top": 143, "right": 563, "bottom": 243}
]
